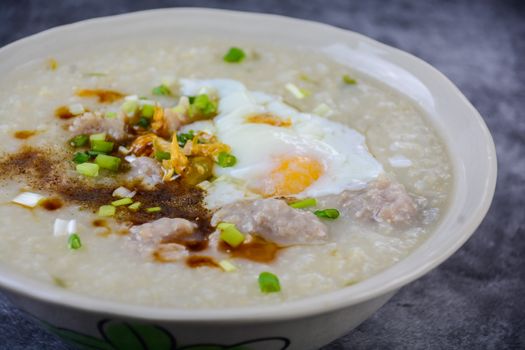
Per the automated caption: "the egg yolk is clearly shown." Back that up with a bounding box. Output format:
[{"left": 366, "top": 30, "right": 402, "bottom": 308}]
[{"left": 262, "top": 156, "right": 323, "bottom": 196}]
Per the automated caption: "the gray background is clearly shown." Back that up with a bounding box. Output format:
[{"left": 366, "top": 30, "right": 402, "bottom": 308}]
[{"left": 0, "top": 0, "right": 523, "bottom": 349}]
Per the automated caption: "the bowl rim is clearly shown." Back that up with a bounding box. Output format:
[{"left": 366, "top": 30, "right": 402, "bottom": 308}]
[{"left": 0, "top": 7, "right": 497, "bottom": 323}]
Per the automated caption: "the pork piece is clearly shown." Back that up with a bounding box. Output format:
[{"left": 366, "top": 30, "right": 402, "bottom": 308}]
[
  {"left": 338, "top": 177, "right": 417, "bottom": 225},
  {"left": 130, "top": 217, "right": 196, "bottom": 245},
  {"left": 69, "top": 112, "right": 126, "bottom": 140},
  {"left": 164, "top": 96, "right": 191, "bottom": 133},
  {"left": 130, "top": 218, "right": 196, "bottom": 261},
  {"left": 211, "top": 198, "right": 329, "bottom": 246},
  {"left": 124, "top": 157, "right": 163, "bottom": 189}
]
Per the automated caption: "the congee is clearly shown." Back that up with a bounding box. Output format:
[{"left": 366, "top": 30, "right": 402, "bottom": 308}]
[{"left": 0, "top": 40, "right": 452, "bottom": 308}]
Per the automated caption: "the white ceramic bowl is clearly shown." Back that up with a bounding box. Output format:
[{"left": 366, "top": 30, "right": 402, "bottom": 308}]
[{"left": 0, "top": 8, "right": 496, "bottom": 350}]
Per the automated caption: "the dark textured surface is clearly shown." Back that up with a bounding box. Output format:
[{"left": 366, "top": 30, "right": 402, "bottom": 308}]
[{"left": 0, "top": 0, "right": 523, "bottom": 349}]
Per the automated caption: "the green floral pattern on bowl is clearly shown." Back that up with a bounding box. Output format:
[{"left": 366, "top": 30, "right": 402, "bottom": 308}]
[{"left": 46, "top": 319, "right": 290, "bottom": 350}]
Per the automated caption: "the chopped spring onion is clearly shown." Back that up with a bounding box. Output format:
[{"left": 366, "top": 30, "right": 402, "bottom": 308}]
[
  {"left": 72, "top": 152, "right": 90, "bottom": 164},
  {"left": 217, "top": 152, "right": 237, "bottom": 167},
  {"left": 146, "top": 206, "right": 162, "bottom": 213},
  {"left": 95, "top": 154, "right": 121, "bottom": 171},
  {"left": 289, "top": 198, "right": 317, "bottom": 209},
  {"left": 86, "top": 150, "right": 104, "bottom": 157},
  {"left": 11, "top": 192, "right": 44, "bottom": 208},
  {"left": 177, "top": 130, "right": 195, "bottom": 147},
  {"left": 218, "top": 222, "right": 245, "bottom": 248},
  {"left": 314, "top": 208, "right": 340, "bottom": 219},
  {"left": 313, "top": 103, "right": 334, "bottom": 117},
  {"left": 76, "top": 162, "right": 99, "bottom": 177},
  {"left": 111, "top": 197, "right": 133, "bottom": 206},
  {"left": 342, "top": 74, "right": 357, "bottom": 85},
  {"left": 98, "top": 205, "right": 116, "bottom": 217},
  {"left": 67, "top": 220, "right": 77, "bottom": 235},
  {"left": 91, "top": 140, "right": 114, "bottom": 153},
  {"left": 121, "top": 100, "right": 138, "bottom": 116},
  {"left": 152, "top": 84, "right": 172, "bottom": 96},
  {"left": 89, "top": 133, "right": 106, "bottom": 142},
  {"left": 53, "top": 219, "right": 69, "bottom": 236},
  {"left": 223, "top": 47, "right": 246, "bottom": 63},
  {"left": 218, "top": 260, "right": 237, "bottom": 272},
  {"left": 69, "top": 134, "right": 89, "bottom": 147},
  {"left": 155, "top": 151, "right": 171, "bottom": 161},
  {"left": 137, "top": 116, "right": 151, "bottom": 128},
  {"left": 53, "top": 218, "right": 76, "bottom": 237},
  {"left": 112, "top": 186, "right": 136, "bottom": 198},
  {"left": 141, "top": 104, "right": 155, "bottom": 118},
  {"left": 189, "top": 94, "right": 218, "bottom": 119},
  {"left": 68, "top": 233, "right": 82, "bottom": 250},
  {"left": 68, "top": 103, "right": 85, "bottom": 115},
  {"left": 258, "top": 272, "right": 281, "bottom": 293},
  {"left": 105, "top": 111, "right": 117, "bottom": 118},
  {"left": 128, "top": 202, "right": 142, "bottom": 211},
  {"left": 285, "top": 83, "right": 308, "bottom": 99}
]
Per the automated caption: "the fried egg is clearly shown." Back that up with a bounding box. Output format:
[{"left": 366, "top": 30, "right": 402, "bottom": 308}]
[{"left": 180, "top": 79, "right": 383, "bottom": 208}]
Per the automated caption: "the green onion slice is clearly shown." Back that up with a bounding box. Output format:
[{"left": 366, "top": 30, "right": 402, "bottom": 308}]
[
  {"left": 72, "top": 152, "right": 90, "bottom": 164},
  {"left": 218, "top": 260, "right": 237, "bottom": 272},
  {"left": 76, "top": 163, "right": 99, "bottom": 177},
  {"left": 152, "top": 84, "right": 172, "bottom": 96},
  {"left": 111, "top": 197, "right": 133, "bottom": 206},
  {"left": 314, "top": 208, "right": 340, "bottom": 219},
  {"left": 289, "top": 198, "right": 317, "bottom": 209},
  {"left": 342, "top": 74, "right": 357, "bottom": 85},
  {"left": 189, "top": 94, "right": 218, "bottom": 119},
  {"left": 141, "top": 104, "right": 155, "bottom": 118},
  {"left": 105, "top": 111, "right": 117, "bottom": 119},
  {"left": 98, "top": 205, "right": 115, "bottom": 217},
  {"left": 69, "top": 134, "right": 89, "bottom": 147},
  {"left": 91, "top": 140, "right": 114, "bottom": 153},
  {"left": 95, "top": 154, "right": 121, "bottom": 171},
  {"left": 258, "top": 272, "right": 281, "bottom": 293},
  {"left": 218, "top": 222, "right": 245, "bottom": 248},
  {"left": 155, "top": 151, "right": 171, "bottom": 161},
  {"left": 137, "top": 116, "right": 151, "bottom": 128},
  {"left": 121, "top": 100, "right": 138, "bottom": 116},
  {"left": 89, "top": 133, "right": 106, "bottom": 141},
  {"left": 68, "top": 233, "right": 82, "bottom": 250},
  {"left": 146, "top": 207, "right": 162, "bottom": 213},
  {"left": 177, "top": 130, "right": 195, "bottom": 147},
  {"left": 128, "top": 202, "right": 142, "bottom": 211},
  {"left": 223, "top": 47, "right": 246, "bottom": 63},
  {"left": 217, "top": 152, "right": 237, "bottom": 168}
]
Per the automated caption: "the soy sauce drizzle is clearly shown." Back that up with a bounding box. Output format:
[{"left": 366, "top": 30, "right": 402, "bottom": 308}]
[{"left": 13, "top": 130, "right": 38, "bottom": 139}]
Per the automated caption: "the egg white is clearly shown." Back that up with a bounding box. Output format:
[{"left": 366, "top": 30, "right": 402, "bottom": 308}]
[{"left": 180, "top": 79, "right": 383, "bottom": 208}]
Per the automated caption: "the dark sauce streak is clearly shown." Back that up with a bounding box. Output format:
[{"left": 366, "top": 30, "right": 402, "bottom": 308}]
[
  {"left": 39, "top": 197, "right": 63, "bottom": 211},
  {"left": 0, "top": 146, "right": 213, "bottom": 236},
  {"left": 14, "top": 130, "right": 38, "bottom": 139},
  {"left": 92, "top": 219, "right": 111, "bottom": 236},
  {"left": 219, "top": 236, "right": 281, "bottom": 263},
  {"left": 185, "top": 255, "right": 219, "bottom": 269},
  {"left": 0, "top": 147, "right": 279, "bottom": 266},
  {"left": 76, "top": 89, "right": 124, "bottom": 103},
  {"left": 55, "top": 106, "right": 75, "bottom": 119},
  {"left": 160, "top": 228, "right": 209, "bottom": 252}
]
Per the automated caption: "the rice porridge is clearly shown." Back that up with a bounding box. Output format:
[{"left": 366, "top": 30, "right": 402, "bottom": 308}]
[{"left": 0, "top": 40, "right": 452, "bottom": 308}]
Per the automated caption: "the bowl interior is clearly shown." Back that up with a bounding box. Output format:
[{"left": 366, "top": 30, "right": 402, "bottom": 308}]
[{"left": 0, "top": 8, "right": 497, "bottom": 321}]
